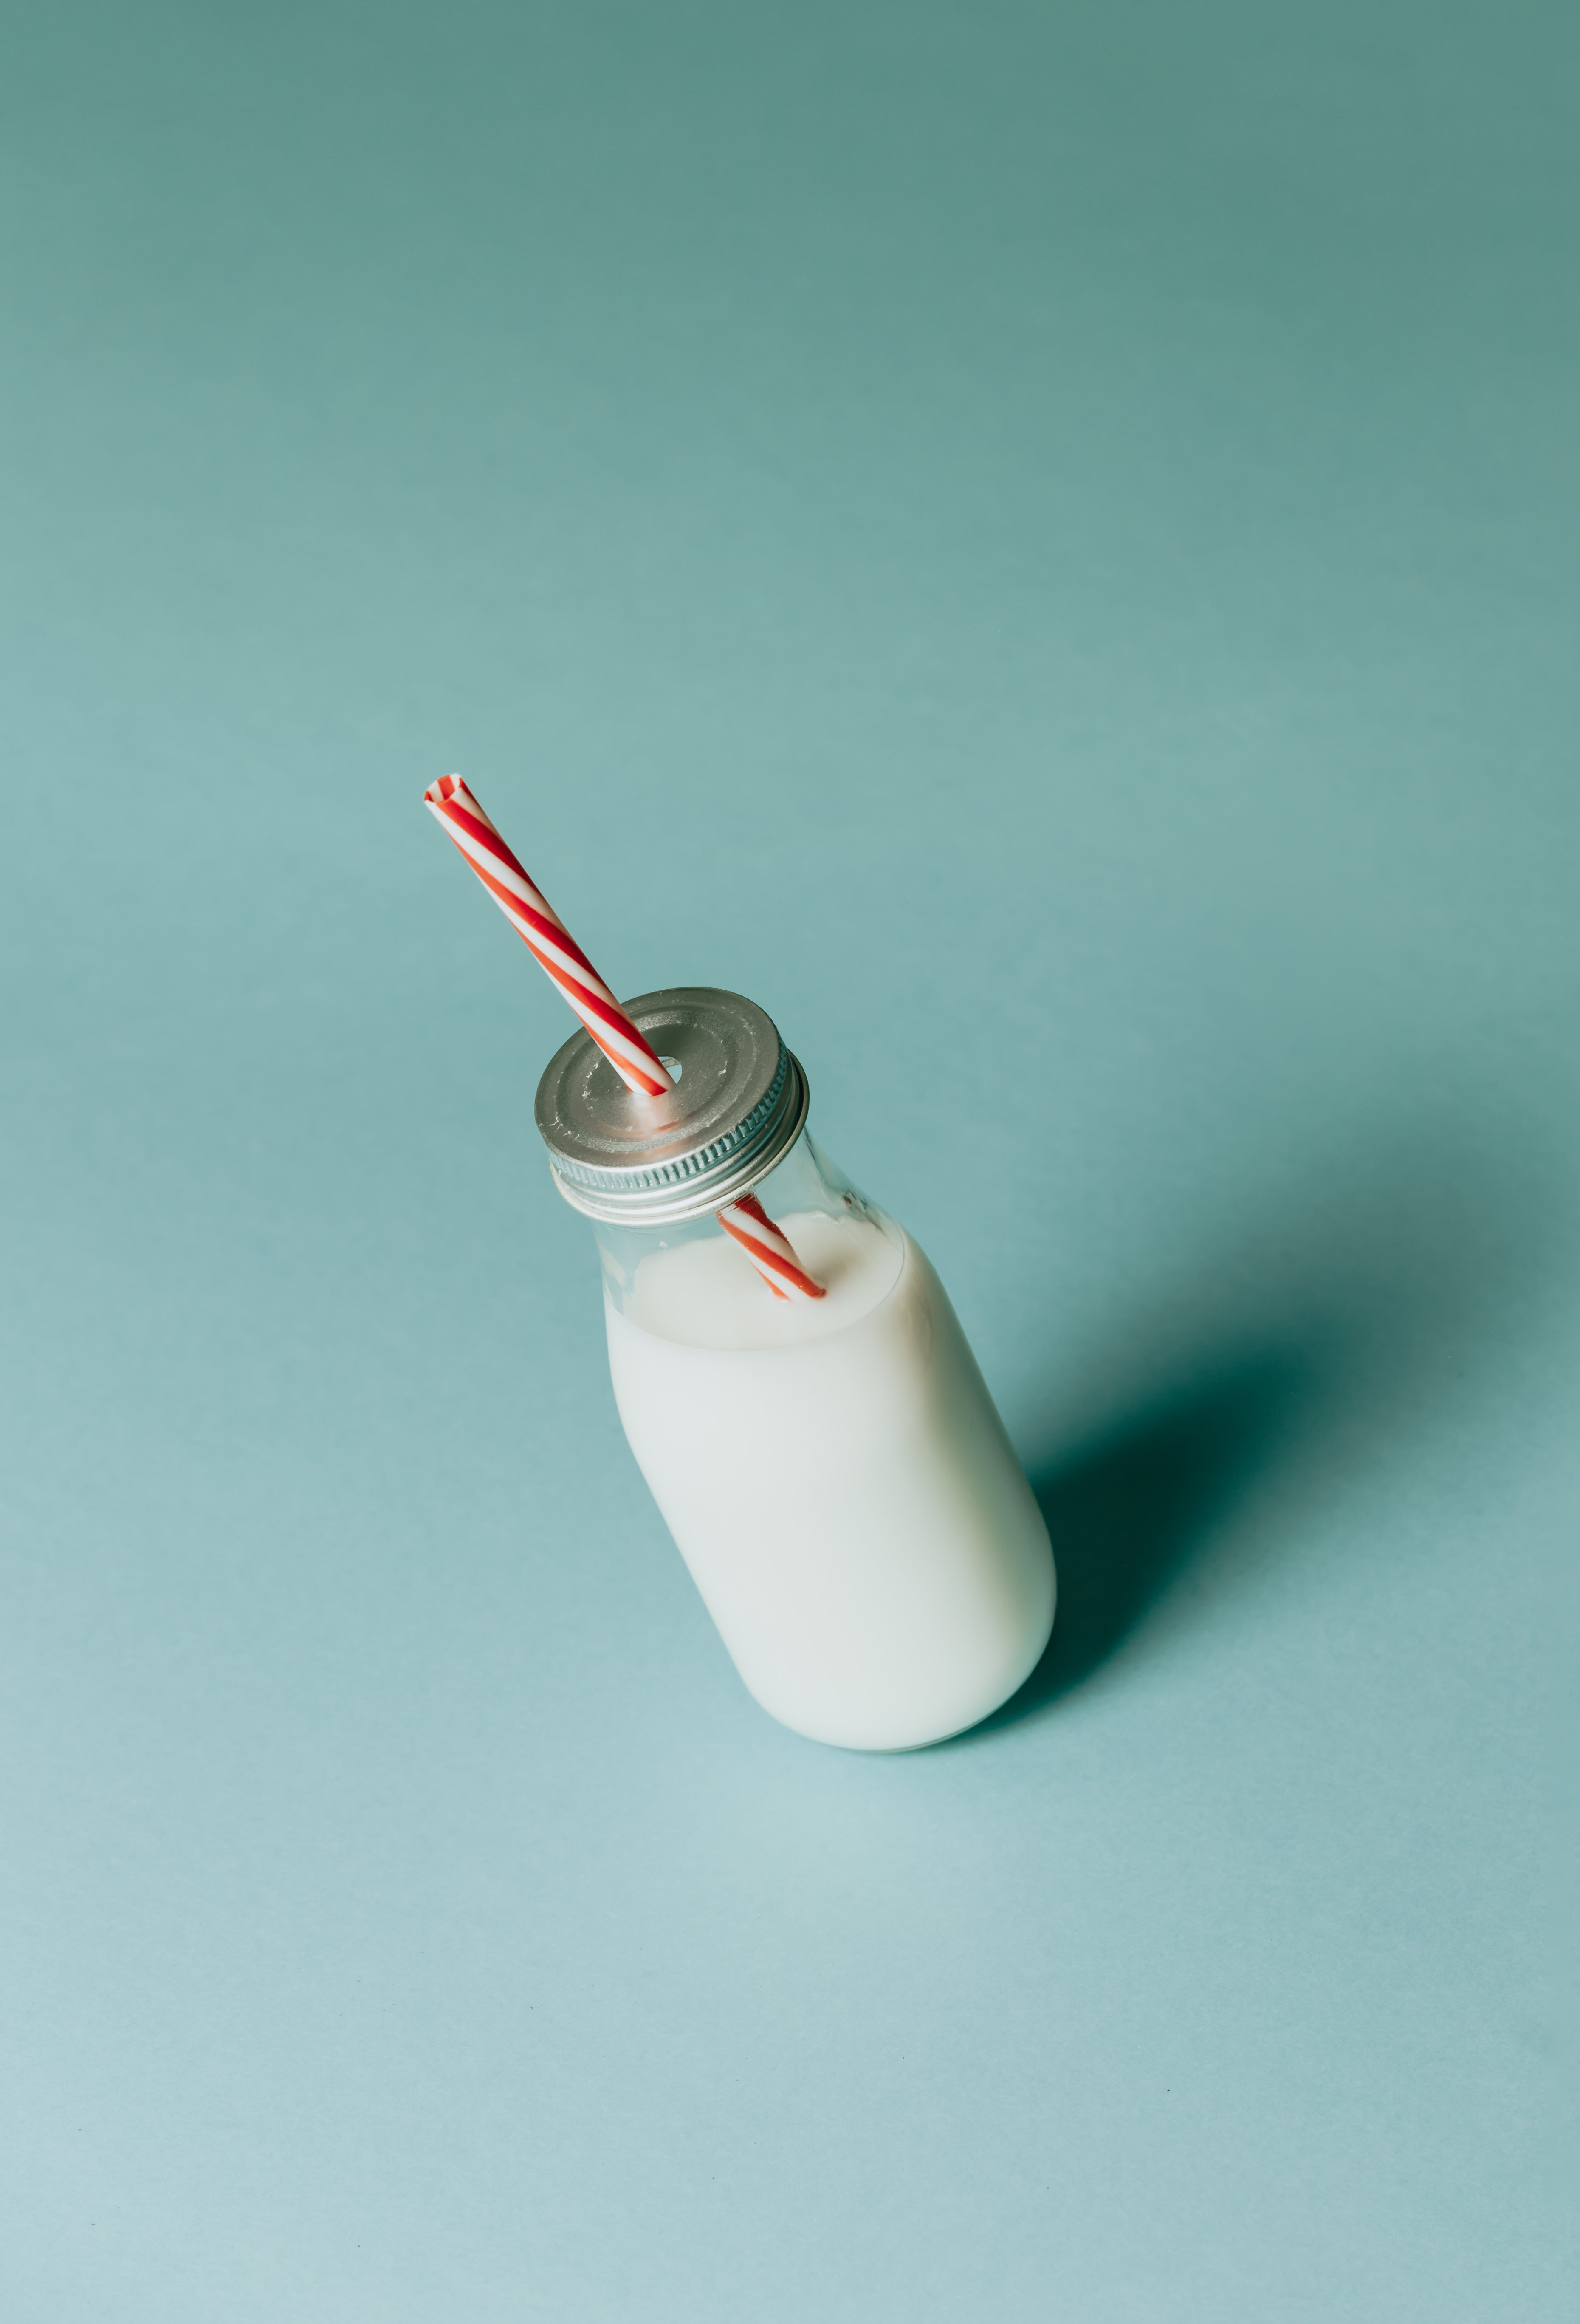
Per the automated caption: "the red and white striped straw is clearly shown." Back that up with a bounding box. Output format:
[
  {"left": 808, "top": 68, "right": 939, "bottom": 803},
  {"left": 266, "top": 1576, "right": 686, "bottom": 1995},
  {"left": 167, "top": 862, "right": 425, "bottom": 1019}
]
[
  {"left": 423, "top": 773, "right": 824, "bottom": 1301},
  {"left": 424, "top": 773, "right": 672, "bottom": 1097},
  {"left": 716, "top": 1193, "right": 827, "bottom": 1301}
]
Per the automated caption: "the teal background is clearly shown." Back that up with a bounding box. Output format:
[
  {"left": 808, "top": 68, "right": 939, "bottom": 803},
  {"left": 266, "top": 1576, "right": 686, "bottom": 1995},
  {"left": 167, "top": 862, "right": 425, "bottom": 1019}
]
[{"left": 2, "top": 3, "right": 1575, "bottom": 2315}]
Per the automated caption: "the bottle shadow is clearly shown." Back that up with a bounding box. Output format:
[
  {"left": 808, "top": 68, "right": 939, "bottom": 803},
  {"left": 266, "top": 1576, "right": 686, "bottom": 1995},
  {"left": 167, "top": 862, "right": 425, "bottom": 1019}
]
[
  {"left": 956, "top": 1126, "right": 1552, "bottom": 1742},
  {"left": 980, "top": 1343, "right": 1321, "bottom": 1728}
]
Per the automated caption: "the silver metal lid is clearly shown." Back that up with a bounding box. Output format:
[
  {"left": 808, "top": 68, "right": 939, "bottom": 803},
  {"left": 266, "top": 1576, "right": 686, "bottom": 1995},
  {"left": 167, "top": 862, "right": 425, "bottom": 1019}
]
[{"left": 533, "top": 987, "right": 810, "bottom": 1226}]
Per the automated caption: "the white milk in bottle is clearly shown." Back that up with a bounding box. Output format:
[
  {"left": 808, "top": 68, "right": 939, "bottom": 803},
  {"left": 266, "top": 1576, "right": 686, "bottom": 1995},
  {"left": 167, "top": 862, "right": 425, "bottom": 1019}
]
[{"left": 536, "top": 989, "right": 1055, "bottom": 1750}]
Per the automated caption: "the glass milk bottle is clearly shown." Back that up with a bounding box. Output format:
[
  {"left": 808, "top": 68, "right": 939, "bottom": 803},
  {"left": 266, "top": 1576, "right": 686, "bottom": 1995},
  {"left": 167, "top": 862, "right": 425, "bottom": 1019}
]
[{"left": 536, "top": 987, "right": 1055, "bottom": 1751}]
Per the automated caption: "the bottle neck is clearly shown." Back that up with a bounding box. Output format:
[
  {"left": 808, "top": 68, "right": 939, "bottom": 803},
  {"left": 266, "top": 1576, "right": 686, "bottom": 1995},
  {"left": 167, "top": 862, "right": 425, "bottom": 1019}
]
[{"left": 591, "top": 1128, "right": 898, "bottom": 1325}]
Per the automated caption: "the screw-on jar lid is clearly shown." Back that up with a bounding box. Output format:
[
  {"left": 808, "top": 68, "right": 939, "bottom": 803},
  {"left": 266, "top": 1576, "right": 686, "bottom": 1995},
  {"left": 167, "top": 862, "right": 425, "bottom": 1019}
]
[{"left": 533, "top": 987, "right": 810, "bottom": 1225}]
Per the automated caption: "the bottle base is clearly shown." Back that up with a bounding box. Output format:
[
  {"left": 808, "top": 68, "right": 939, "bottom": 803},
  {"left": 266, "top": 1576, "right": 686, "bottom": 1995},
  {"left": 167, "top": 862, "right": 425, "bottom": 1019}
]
[{"left": 750, "top": 1573, "right": 1058, "bottom": 1753}]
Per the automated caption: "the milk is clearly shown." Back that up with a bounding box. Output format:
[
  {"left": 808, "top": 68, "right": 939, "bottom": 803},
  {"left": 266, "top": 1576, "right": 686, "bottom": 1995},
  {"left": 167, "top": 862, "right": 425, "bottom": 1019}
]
[{"left": 604, "top": 1210, "right": 1056, "bottom": 1749}]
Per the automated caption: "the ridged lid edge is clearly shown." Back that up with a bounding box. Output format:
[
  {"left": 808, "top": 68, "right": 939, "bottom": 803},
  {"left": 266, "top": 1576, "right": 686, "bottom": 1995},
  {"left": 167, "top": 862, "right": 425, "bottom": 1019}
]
[{"left": 545, "top": 1052, "right": 809, "bottom": 1226}]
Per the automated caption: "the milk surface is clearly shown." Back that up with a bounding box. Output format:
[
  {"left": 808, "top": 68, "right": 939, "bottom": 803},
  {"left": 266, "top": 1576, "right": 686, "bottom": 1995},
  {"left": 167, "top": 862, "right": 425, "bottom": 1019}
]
[{"left": 605, "top": 1212, "right": 1056, "bottom": 1749}]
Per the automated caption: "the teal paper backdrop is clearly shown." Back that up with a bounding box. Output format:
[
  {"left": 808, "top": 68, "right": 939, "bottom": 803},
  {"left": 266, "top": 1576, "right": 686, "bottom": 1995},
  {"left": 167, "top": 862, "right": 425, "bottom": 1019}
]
[{"left": 2, "top": 4, "right": 1574, "bottom": 2316}]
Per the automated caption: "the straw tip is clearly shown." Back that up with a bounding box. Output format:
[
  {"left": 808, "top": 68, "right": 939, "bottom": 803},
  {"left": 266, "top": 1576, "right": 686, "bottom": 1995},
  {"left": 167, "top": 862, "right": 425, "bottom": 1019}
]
[{"left": 423, "top": 772, "right": 463, "bottom": 808}]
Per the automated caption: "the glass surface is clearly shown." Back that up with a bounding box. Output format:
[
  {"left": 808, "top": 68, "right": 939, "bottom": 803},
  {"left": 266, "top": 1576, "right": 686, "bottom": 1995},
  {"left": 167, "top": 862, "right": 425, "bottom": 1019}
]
[{"left": 591, "top": 1128, "right": 898, "bottom": 1321}]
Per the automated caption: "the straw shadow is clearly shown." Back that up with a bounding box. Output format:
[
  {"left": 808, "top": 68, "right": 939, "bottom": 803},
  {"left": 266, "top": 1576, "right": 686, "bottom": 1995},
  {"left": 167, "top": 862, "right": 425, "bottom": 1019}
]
[{"left": 958, "top": 1125, "right": 1551, "bottom": 1740}]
